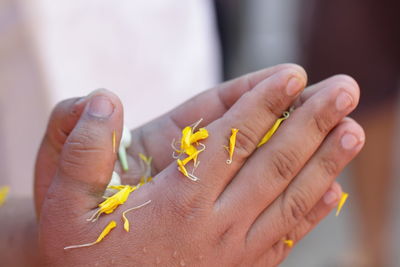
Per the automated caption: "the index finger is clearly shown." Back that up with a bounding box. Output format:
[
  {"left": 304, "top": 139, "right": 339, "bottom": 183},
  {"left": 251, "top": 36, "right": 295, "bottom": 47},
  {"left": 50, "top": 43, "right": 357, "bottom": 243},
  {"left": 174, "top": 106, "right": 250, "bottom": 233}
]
[{"left": 130, "top": 64, "right": 305, "bottom": 172}]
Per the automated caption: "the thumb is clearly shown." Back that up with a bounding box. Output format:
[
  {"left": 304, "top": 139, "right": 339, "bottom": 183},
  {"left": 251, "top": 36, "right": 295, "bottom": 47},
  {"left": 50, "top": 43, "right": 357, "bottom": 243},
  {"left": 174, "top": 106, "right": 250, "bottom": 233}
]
[{"left": 45, "top": 89, "right": 123, "bottom": 215}]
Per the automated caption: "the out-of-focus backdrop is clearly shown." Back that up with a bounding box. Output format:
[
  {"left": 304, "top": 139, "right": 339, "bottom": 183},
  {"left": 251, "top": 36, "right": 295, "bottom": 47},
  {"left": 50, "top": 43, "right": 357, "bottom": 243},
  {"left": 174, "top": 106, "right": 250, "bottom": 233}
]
[{"left": 1, "top": 0, "right": 400, "bottom": 266}]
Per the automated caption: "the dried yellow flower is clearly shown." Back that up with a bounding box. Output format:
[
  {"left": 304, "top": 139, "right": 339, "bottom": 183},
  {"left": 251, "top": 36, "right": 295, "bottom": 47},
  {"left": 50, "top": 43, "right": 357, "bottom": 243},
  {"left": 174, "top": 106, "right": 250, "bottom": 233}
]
[
  {"left": 64, "top": 220, "right": 117, "bottom": 250},
  {"left": 336, "top": 192, "right": 349, "bottom": 216},
  {"left": 225, "top": 128, "right": 239, "bottom": 164},
  {"left": 0, "top": 186, "right": 10, "bottom": 207},
  {"left": 257, "top": 111, "right": 290, "bottom": 147},
  {"left": 172, "top": 119, "right": 208, "bottom": 154},
  {"left": 87, "top": 185, "right": 137, "bottom": 222},
  {"left": 172, "top": 119, "right": 208, "bottom": 181},
  {"left": 122, "top": 200, "right": 152, "bottom": 232}
]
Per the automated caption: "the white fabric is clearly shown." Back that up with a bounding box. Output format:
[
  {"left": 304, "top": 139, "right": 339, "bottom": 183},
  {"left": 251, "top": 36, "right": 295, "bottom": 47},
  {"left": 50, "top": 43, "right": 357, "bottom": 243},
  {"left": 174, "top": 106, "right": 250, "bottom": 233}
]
[
  {"left": 25, "top": 0, "right": 221, "bottom": 128},
  {"left": 1, "top": 0, "right": 220, "bottom": 197}
]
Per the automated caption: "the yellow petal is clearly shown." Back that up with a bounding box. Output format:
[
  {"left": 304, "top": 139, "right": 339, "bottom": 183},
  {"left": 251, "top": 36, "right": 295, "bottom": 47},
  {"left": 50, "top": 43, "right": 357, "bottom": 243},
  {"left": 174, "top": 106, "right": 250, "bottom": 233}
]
[
  {"left": 112, "top": 130, "right": 116, "bottom": 153},
  {"left": 283, "top": 239, "right": 294, "bottom": 247},
  {"left": 139, "top": 153, "right": 152, "bottom": 164},
  {"left": 226, "top": 128, "right": 239, "bottom": 164},
  {"left": 88, "top": 185, "right": 136, "bottom": 221},
  {"left": 177, "top": 159, "right": 189, "bottom": 177},
  {"left": 107, "top": 185, "right": 127, "bottom": 190},
  {"left": 0, "top": 186, "right": 10, "bottom": 207},
  {"left": 138, "top": 153, "right": 153, "bottom": 185},
  {"left": 190, "top": 128, "right": 209, "bottom": 143},
  {"left": 95, "top": 220, "right": 117, "bottom": 243},
  {"left": 64, "top": 220, "right": 117, "bottom": 250},
  {"left": 122, "top": 200, "right": 152, "bottom": 232},
  {"left": 257, "top": 112, "right": 290, "bottom": 147},
  {"left": 336, "top": 192, "right": 349, "bottom": 216},
  {"left": 139, "top": 177, "right": 146, "bottom": 186},
  {"left": 184, "top": 145, "right": 199, "bottom": 164},
  {"left": 182, "top": 148, "right": 203, "bottom": 166},
  {"left": 180, "top": 126, "right": 193, "bottom": 151}
]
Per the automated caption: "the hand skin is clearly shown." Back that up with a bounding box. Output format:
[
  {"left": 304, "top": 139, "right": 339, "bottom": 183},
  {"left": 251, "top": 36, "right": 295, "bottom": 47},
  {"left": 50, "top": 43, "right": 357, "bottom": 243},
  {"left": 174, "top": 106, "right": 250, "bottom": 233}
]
[{"left": 32, "top": 64, "right": 365, "bottom": 266}]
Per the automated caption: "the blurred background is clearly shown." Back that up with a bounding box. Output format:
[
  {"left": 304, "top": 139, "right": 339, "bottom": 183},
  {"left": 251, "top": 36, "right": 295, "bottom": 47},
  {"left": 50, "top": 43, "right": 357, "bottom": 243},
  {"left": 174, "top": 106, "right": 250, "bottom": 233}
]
[{"left": 1, "top": 0, "right": 400, "bottom": 266}]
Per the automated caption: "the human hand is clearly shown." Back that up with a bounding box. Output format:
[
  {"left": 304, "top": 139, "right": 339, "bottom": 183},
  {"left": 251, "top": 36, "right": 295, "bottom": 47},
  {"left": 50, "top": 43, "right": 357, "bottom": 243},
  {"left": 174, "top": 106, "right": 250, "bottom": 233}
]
[{"left": 35, "top": 64, "right": 364, "bottom": 266}]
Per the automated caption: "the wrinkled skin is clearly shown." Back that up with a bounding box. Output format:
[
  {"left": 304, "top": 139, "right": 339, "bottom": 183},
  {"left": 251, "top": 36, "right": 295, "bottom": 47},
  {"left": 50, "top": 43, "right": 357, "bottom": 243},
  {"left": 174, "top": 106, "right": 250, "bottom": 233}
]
[{"left": 34, "top": 64, "right": 364, "bottom": 266}]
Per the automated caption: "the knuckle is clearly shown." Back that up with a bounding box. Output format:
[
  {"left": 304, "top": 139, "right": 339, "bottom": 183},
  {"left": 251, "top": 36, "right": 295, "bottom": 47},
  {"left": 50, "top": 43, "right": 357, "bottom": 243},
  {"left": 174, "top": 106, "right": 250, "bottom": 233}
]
[
  {"left": 269, "top": 148, "right": 300, "bottom": 181},
  {"left": 65, "top": 128, "right": 100, "bottom": 153},
  {"left": 282, "top": 190, "right": 310, "bottom": 224},
  {"left": 243, "top": 73, "right": 257, "bottom": 90},
  {"left": 303, "top": 209, "right": 319, "bottom": 227},
  {"left": 262, "top": 94, "right": 285, "bottom": 118},
  {"left": 59, "top": 128, "right": 104, "bottom": 172},
  {"left": 311, "top": 107, "right": 335, "bottom": 136},
  {"left": 319, "top": 156, "right": 339, "bottom": 177},
  {"left": 233, "top": 122, "right": 260, "bottom": 159}
]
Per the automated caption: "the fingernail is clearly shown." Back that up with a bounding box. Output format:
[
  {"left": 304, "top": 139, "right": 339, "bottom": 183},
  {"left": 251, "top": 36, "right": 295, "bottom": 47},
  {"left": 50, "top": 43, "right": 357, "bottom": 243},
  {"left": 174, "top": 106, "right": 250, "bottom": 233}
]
[
  {"left": 88, "top": 95, "right": 114, "bottom": 118},
  {"left": 341, "top": 133, "right": 359, "bottom": 150},
  {"left": 336, "top": 91, "right": 353, "bottom": 111},
  {"left": 323, "top": 189, "right": 338, "bottom": 205},
  {"left": 286, "top": 77, "right": 303, "bottom": 96}
]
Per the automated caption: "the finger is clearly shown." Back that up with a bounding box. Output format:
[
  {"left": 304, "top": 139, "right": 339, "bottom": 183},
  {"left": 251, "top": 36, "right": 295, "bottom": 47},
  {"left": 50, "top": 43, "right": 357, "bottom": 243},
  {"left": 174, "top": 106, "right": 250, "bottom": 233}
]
[
  {"left": 218, "top": 75, "right": 359, "bottom": 220},
  {"left": 164, "top": 65, "right": 307, "bottom": 200},
  {"left": 128, "top": 64, "right": 305, "bottom": 172},
  {"left": 246, "top": 118, "right": 365, "bottom": 253},
  {"left": 293, "top": 74, "right": 359, "bottom": 108},
  {"left": 35, "top": 96, "right": 88, "bottom": 215},
  {"left": 254, "top": 182, "right": 343, "bottom": 267},
  {"left": 43, "top": 89, "right": 123, "bottom": 215}
]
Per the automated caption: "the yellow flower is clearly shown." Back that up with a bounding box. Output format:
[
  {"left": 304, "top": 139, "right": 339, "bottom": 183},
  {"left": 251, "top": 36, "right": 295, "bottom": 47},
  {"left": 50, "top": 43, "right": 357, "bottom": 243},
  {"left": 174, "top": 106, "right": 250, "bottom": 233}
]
[
  {"left": 283, "top": 239, "right": 294, "bottom": 247},
  {"left": 173, "top": 119, "right": 208, "bottom": 181},
  {"left": 0, "top": 186, "right": 10, "bottom": 207},
  {"left": 173, "top": 119, "right": 208, "bottom": 156},
  {"left": 336, "top": 192, "right": 349, "bottom": 216},
  {"left": 122, "top": 200, "right": 152, "bottom": 232},
  {"left": 64, "top": 220, "right": 117, "bottom": 250},
  {"left": 87, "top": 185, "right": 137, "bottom": 222},
  {"left": 257, "top": 111, "right": 290, "bottom": 147},
  {"left": 225, "top": 128, "right": 239, "bottom": 164}
]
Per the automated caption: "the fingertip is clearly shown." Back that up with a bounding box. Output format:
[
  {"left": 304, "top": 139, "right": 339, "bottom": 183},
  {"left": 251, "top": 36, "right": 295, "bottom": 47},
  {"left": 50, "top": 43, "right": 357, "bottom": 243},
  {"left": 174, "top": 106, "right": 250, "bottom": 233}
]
[
  {"left": 337, "top": 118, "right": 366, "bottom": 152},
  {"left": 322, "top": 181, "right": 342, "bottom": 206},
  {"left": 331, "top": 75, "right": 361, "bottom": 109},
  {"left": 275, "top": 63, "right": 307, "bottom": 85}
]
